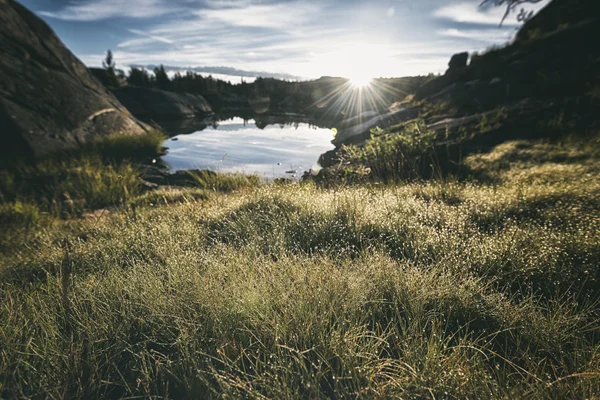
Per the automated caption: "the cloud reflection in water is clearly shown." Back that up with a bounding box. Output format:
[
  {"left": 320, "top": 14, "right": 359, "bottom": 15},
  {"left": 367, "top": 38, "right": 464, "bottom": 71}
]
[{"left": 162, "top": 117, "right": 335, "bottom": 179}]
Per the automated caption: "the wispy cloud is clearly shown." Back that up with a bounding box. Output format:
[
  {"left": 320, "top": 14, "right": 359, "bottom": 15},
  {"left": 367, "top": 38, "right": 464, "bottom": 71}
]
[
  {"left": 117, "top": 38, "right": 161, "bottom": 49},
  {"left": 433, "top": 2, "right": 520, "bottom": 26},
  {"left": 437, "top": 28, "right": 514, "bottom": 43},
  {"left": 98, "top": 1, "right": 337, "bottom": 77},
  {"left": 196, "top": 2, "right": 320, "bottom": 29},
  {"left": 42, "top": 0, "right": 551, "bottom": 79},
  {"left": 39, "top": 0, "right": 178, "bottom": 21},
  {"left": 117, "top": 29, "right": 174, "bottom": 48}
]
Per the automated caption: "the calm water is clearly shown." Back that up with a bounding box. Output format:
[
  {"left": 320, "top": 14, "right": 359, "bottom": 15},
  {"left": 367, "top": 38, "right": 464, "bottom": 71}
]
[{"left": 162, "top": 117, "right": 336, "bottom": 179}]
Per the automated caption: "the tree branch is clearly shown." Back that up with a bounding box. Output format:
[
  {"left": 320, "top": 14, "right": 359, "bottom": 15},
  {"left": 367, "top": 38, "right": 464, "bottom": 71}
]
[{"left": 480, "top": 0, "right": 545, "bottom": 26}]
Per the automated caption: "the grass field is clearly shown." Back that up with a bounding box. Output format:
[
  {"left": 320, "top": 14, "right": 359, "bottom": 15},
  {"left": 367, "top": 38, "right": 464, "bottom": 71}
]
[{"left": 1, "top": 132, "right": 599, "bottom": 398}]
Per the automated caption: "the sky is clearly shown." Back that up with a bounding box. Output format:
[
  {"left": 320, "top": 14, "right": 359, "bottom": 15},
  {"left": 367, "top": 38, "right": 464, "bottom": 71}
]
[{"left": 19, "top": 0, "right": 551, "bottom": 81}]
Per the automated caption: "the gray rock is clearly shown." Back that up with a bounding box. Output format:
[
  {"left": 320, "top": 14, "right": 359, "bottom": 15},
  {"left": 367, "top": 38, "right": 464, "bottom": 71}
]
[
  {"left": 338, "top": 111, "right": 380, "bottom": 129},
  {"left": 0, "top": 0, "right": 148, "bottom": 159},
  {"left": 332, "top": 106, "right": 421, "bottom": 146},
  {"left": 113, "top": 86, "right": 213, "bottom": 120},
  {"left": 414, "top": 66, "right": 471, "bottom": 101}
]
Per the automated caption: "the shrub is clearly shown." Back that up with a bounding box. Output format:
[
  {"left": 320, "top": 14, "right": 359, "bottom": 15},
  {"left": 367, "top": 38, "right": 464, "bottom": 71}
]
[{"left": 339, "top": 120, "right": 438, "bottom": 182}]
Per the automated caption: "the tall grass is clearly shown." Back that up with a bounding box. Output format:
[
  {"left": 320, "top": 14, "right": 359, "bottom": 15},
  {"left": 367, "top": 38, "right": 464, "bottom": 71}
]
[
  {"left": 184, "top": 170, "right": 261, "bottom": 192},
  {"left": 0, "top": 131, "right": 169, "bottom": 255},
  {"left": 0, "top": 131, "right": 167, "bottom": 219},
  {"left": 337, "top": 120, "right": 439, "bottom": 183},
  {"left": 1, "top": 131, "right": 599, "bottom": 398},
  {"left": 83, "top": 130, "right": 168, "bottom": 161}
]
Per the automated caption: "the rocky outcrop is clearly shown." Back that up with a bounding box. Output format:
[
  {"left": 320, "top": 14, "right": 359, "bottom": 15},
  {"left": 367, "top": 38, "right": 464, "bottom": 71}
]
[
  {"left": 447, "top": 52, "right": 469, "bottom": 72},
  {"left": 0, "top": 0, "right": 147, "bottom": 160},
  {"left": 332, "top": 107, "right": 421, "bottom": 145},
  {"left": 113, "top": 86, "right": 213, "bottom": 120},
  {"left": 414, "top": 16, "right": 600, "bottom": 108}
]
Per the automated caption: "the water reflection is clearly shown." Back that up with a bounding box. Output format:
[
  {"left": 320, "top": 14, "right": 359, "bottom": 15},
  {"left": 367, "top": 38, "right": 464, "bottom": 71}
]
[{"left": 162, "top": 117, "right": 335, "bottom": 179}]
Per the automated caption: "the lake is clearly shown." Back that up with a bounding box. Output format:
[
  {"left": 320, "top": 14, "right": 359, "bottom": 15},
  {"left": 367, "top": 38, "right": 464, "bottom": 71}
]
[{"left": 162, "top": 117, "right": 336, "bottom": 179}]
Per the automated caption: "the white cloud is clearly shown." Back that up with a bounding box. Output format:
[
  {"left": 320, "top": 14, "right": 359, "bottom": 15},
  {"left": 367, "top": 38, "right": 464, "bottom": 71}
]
[
  {"left": 39, "top": 0, "right": 178, "bottom": 21},
  {"left": 117, "top": 29, "right": 174, "bottom": 48},
  {"left": 130, "top": 29, "right": 174, "bottom": 43},
  {"left": 196, "top": 2, "right": 320, "bottom": 29},
  {"left": 81, "top": 27, "right": 469, "bottom": 79},
  {"left": 434, "top": 2, "right": 519, "bottom": 26},
  {"left": 118, "top": 38, "right": 160, "bottom": 48},
  {"left": 437, "top": 28, "right": 514, "bottom": 43},
  {"left": 71, "top": 0, "right": 552, "bottom": 79}
]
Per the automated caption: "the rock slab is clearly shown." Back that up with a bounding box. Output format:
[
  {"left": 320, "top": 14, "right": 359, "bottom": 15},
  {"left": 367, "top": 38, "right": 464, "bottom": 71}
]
[{"left": 0, "top": 0, "right": 147, "bottom": 159}]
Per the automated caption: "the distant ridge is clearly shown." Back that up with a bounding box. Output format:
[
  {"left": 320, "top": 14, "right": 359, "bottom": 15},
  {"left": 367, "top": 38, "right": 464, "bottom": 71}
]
[{"left": 129, "top": 65, "right": 304, "bottom": 81}]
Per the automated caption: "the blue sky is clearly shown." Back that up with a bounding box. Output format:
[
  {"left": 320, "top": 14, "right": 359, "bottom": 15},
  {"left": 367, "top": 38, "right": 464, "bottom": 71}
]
[{"left": 19, "top": 0, "right": 550, "bottom": 80}]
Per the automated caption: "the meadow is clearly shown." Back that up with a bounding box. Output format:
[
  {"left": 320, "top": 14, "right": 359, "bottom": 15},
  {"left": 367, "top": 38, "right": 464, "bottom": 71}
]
[{"left": 1, "top": 130, "right": 599, "bottom": 398}]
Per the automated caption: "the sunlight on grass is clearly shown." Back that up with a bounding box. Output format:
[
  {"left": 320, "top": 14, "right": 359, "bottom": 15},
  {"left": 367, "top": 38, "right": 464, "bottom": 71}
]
[{"left": 1, "top": 133, "right": 599, "bottom": 398}]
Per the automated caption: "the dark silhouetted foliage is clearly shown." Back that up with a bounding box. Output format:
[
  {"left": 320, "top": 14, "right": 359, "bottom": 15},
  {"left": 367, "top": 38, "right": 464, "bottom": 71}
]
[
  {"left": 102, "top": 49, "right": 120, "bottom": 88},
  {"left": 481, "top": 0, "right": 545, "bottom": 25},
  {"left": 153, "top": 65, "right": 170, "bottom": 90},
  {"left": 127, "top": 67, "right": 151, "bottom": 87}
]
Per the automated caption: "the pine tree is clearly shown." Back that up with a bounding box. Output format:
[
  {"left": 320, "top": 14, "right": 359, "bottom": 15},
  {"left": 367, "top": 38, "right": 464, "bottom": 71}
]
[
  {"left": 127, "top": 67, "right": 150, "bottom": 87},
  {"left": 102, "top": 49, "right": 120, "bottom": 87},
  {"left": 153, "top": 65, "right": 171, "bottom": 90}
]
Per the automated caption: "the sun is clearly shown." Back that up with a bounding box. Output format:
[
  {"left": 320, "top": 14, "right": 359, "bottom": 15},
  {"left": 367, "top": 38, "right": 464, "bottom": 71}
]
[
  {"left": 342, "top": 47, "right": 377, "bottom": 88},
  {"left": 348, "top": 74, "right": 373, "bottom": 89},
  {"left": 305, "top": 41, "right": 386, "bottom": 88}
]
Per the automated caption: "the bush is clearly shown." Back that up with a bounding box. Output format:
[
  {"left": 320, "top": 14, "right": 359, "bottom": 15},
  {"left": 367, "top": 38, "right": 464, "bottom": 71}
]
[{"left": 339, "top": 120, "right": 438, "bottom": 182}]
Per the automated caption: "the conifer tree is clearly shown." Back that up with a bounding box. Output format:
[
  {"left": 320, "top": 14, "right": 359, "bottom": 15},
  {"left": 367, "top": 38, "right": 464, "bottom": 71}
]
[{"left": 102, "top": 49, "right": 120, "bottom": 87}]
